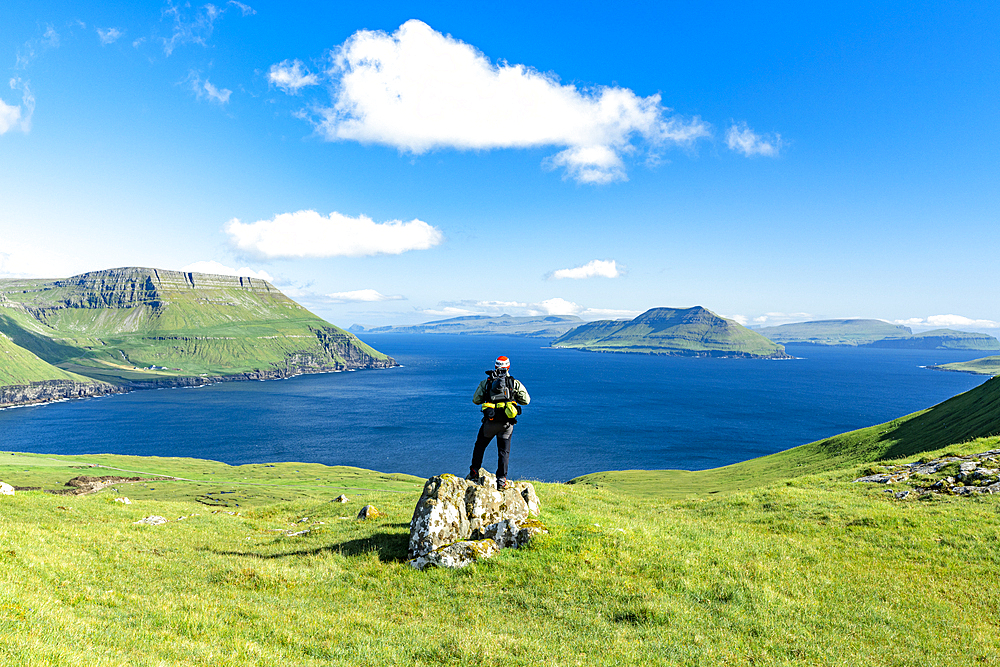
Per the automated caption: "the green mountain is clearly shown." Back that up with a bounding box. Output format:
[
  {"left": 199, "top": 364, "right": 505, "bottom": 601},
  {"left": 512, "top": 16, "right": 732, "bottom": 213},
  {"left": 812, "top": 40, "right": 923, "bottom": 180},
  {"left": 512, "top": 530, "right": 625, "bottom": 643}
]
[
  {"left": 757, "top": 319, "right": 1000, "bottom": 350},
  {"left": 0, "top": 267, "right": 395, "bottom": 399},
  {"left": 551, "top": 306, "right": 790, "bottom": 358},
  {"left": 930, "top": 355, "right": 1000, "bottom": 376},
  {"left": 571, "top": 373, "right": 1000, "bottom": 497},
  {"left": 352, "top": 314, "right": 584, "bottom": 337}
]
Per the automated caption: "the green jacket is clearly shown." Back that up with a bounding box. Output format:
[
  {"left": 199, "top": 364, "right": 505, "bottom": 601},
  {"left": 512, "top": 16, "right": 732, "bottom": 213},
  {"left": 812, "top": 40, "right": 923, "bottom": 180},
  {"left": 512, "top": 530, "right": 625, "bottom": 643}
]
[{"left": 473, "top": 376, "right": 531, "bottom": 406}]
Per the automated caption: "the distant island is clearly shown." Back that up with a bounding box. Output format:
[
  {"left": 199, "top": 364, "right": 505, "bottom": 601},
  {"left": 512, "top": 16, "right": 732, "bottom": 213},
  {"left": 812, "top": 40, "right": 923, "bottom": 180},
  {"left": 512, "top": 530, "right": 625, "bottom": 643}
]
[
  {"left": 351, "top": 314, "right": 584, "bottom": 337},
  {"left": 0, "top": 267, "right": 395, "bottom": 408},
  {"left": 928, "top": 356, "right": 1000, "bottom": 376},
  {"left": 756, "top": 319, "right": 1000, "bottom": 350},
  {"left": 551, "top": 306, "right": 791, "bottom": 358}
]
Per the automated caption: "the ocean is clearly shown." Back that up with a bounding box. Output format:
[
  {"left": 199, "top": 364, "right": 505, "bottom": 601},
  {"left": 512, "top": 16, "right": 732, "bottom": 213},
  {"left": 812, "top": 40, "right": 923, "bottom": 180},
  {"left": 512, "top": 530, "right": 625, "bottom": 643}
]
[{"left": 0, "top": 334, "right": 989, "bottom": 481}]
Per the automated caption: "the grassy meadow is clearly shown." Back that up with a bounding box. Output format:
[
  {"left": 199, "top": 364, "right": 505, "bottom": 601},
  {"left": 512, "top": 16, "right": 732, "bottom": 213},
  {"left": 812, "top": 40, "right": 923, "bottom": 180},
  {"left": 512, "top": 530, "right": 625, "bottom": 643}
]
[{"left": 1, "top": 426, "right": 999, "bottom": 665}]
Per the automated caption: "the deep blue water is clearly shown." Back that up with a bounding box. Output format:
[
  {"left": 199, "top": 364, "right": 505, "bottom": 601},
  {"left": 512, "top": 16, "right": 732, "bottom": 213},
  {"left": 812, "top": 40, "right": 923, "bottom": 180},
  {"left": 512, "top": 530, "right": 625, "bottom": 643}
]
[{"left": 0, "top": 334, "right": 989, "bottom": 481}]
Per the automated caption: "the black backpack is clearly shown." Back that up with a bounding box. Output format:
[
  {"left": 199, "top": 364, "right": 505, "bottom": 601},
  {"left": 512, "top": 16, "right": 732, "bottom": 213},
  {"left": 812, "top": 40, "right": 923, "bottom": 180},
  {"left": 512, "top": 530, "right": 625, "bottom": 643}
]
[{"left": 487, "top": 371, "right": 514, "bottom": 402}]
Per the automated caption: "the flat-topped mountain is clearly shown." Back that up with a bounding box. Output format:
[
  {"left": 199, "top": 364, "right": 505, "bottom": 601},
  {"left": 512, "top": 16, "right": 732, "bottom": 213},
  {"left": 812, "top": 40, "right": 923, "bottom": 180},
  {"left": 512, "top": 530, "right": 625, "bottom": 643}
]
[
  {"left": 352, "top": 314, "right": 583, "bottom": 337},
  {"left": 0, "top": 267, "right": 395, "bottom": 406},
  {"left": 552, "top": 306, "right": 790, "bottom": 358},
  {"left": 757, "top": 319, "right": 1000, "bottom": 350}
]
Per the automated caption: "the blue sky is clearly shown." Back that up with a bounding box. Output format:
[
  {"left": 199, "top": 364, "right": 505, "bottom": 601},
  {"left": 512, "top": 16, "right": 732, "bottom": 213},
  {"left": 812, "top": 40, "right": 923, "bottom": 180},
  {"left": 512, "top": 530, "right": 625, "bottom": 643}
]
[{"left": 1, "top": 1, "right": 998, "bottom": 331}]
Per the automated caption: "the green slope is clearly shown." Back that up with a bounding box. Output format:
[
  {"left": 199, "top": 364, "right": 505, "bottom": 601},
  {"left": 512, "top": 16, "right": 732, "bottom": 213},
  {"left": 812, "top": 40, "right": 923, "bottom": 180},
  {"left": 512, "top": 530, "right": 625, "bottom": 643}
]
[
  {"left": 0, "top": 267, "right": 394, "bottom": 388},
  {"left": 572, "top": 375, "right": 1000, "bottom": 497},
  {"left": 0, "top": 333, "right": 101, "bottom": 386},
  {"left": 931, "top": 355, "right": 1000, "bottom": 376},
  {"left": 552, "top": 306, "right": 789, "bottom": 358},
  {"left": 756, "top": 319, "right": 912, "bottom": 346}
]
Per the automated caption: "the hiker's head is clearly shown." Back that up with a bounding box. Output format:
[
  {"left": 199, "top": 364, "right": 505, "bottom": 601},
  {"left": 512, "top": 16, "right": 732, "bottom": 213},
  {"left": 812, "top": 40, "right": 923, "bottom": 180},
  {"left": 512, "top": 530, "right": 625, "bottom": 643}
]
[{"left": 495, "top": 356, "right": 510, "bottom": 372}]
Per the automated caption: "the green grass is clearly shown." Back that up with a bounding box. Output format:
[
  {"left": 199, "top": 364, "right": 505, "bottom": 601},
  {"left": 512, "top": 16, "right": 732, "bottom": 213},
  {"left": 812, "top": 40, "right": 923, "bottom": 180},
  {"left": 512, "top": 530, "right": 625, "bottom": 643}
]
[
  {"left": 0, "top": 334, "right": 102, "bottom": 386},
  {"left": 571, "top": 375, "right": 1000, "bottom": 498},
  {"left": 931, "top": 355, "right": 1000, "bottom": 376},
  {"left": 1, "top": 446, "right": 998, "bottom": 665}
]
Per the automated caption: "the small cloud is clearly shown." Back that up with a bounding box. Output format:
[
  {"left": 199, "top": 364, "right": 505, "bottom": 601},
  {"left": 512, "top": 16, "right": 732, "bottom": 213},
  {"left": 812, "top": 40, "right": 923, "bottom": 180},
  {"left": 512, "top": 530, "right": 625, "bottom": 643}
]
[
  {"left": 268, "top": 59, "right": 319, "bottom": 94},
  {"left": 162, "top": 2, "right": 223, "bottom": 56},
  {"left": 306, "top": 19, "right": 709, "bottom": 184},
  {"left": 727, "top": 122, "right": 781, "bottom": 157},
  {"left": 581, "top": 308, "right": 641, "bottom": 320},
  {"left": 228, "top": 1, "right": 256, "bottom": 16},
  {"left": 186, "top": 72, "right": 232, "bottom": 104},
  {"left": 225, "top": 209, "right": 443, "bottom": 259},
  {"left": 43, "top": 25, "right": 60, "bottom": 48},
  {"left": 0, "top": 79, "right": 35, "bottom": 135},
  {"left": 729, "top": 314, "right": 749, "bottom": 326},
  {"left": 181, "top": 260, "right": 273, "bottom": 282},
  {"left": 527, "top": 298, "right": 583, "bottom": 317},
  {"left": 550, "top": 259, "right": 620, "bottom": 280},
  {"left": 893, "top": 315, "right": 1000, "bottom": 330},
  {"left": 326, "top": 289, "right": 405, "bottom": 303},
  {"left": 749, "top": 312, "right": 813, "bottom": 327},
  {"left": 97, "top": 27, "right": 124, "bottom": 45}
]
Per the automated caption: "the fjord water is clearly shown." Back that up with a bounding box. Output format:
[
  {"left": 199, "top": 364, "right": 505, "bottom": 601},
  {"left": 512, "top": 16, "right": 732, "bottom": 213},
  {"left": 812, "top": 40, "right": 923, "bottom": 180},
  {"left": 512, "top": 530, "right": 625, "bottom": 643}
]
[{"left": 0, "top": 334, "right": 989, "bottom": 481}]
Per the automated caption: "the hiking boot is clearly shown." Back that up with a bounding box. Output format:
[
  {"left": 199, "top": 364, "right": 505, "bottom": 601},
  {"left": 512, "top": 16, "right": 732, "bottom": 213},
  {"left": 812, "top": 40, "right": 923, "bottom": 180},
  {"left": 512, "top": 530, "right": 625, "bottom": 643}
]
[
  {"left": 465, "top": 467, "right": 480, "bottom": 481},
  {"left": 496, "top": 477, "right": 510, "bottom": 491}
]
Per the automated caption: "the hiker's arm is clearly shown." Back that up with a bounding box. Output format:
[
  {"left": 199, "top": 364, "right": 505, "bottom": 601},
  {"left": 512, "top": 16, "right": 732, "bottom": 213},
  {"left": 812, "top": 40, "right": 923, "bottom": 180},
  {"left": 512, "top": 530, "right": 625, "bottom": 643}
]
[
  {"left": 473, "top": 380, "right": 486, "bottom": 405},
  {"left": 513, "top": 380, "right": 530, "bottom": 405}
]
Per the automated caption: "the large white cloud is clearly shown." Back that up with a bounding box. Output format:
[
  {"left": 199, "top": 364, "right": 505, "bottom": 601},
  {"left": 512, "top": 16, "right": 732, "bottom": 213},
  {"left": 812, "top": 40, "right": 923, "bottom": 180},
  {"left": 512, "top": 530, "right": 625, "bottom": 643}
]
[
  {"left": 326, "top": 289, "right": 405, "bottom": 303},
  {"left": 225, "top": 209, "right": 443, "bottom": 258},
  {"left": 894, "top": 315, "right": 1000, "bottom": 330},
  {"left": 304, "top": 19, "right": 708, "bottom": 184},
  {"left": 727, "top": 122, "right": 781, "bottom": 157},
  {"left": 551, "top": 259, "right": 620, "bottom": 280},
  {"left": 181, "top": 260, "right": 273, "bottom": 282}
]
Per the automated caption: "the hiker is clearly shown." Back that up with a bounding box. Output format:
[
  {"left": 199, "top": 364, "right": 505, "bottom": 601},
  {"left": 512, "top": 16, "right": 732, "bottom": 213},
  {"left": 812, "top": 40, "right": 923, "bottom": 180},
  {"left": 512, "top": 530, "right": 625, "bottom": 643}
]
[{"left": 468, "top": 355, "right": 530, "bottom": 490}]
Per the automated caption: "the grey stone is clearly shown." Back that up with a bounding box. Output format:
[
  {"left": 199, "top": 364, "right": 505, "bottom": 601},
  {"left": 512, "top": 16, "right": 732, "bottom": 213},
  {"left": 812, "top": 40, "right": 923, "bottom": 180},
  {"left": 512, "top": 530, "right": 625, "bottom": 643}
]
[
  {"left": 894, "top": 490, "right": 910, "bottom": 500},
  {"left": 357, "top": 505, "right": 382, "bottom": 520},
  {"left": 408, "top": 539, "right": 499, "bottom": 570},
  {"left": 333, "top": 494, "right": 349, "bottom": 503},
  {"left": 134, "top": 515, "right": 167, "bottom": 525}
]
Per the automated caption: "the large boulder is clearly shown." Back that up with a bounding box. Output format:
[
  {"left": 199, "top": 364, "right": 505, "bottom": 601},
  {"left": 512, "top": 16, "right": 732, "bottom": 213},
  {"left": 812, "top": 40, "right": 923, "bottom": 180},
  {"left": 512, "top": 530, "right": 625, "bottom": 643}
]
[{"left": 407, "top": 469, "right": 544, "bottom": 568}]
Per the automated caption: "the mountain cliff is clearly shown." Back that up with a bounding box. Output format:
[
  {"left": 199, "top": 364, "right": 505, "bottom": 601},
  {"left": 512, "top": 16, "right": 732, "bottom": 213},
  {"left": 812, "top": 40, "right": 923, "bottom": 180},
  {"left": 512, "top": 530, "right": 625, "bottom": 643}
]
[
  {"left": 551, "top": 307, "right": 790, "bottom": 358},
  {"left": 0, "top": 267, "right": 395, "bottom": 402}
]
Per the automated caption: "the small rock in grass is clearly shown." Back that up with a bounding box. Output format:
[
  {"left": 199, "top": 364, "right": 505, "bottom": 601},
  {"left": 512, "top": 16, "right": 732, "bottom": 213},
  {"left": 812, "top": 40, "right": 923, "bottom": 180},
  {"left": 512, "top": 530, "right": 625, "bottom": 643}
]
[
  {"left": 134, "top": 515, "right": 168, "bottom": 525},
  {"left": 894, "top": 490, "right": 910, "bottom": 500},
  {"left": 0, "top": 482, "right": 14, "bottom": 496},
  {"left": 114, "top": 497, "right": 131, "bottom": 505},
  {"left": 333, "top": 494, "right": 349, "bottom": 503},
  {"left": 357, "top": 504, "right": 382, "bottom": 520}
]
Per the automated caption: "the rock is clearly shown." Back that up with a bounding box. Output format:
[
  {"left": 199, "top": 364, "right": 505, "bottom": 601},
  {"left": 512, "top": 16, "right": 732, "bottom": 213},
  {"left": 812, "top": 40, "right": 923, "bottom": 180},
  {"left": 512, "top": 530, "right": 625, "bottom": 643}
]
[
  {"left": 114, "top": 497, "right": 132, "bottom": 505},
  {"left": 407, "top": 469, "right": 544, "bottom": 567},
  {"left": 408, "top": 539, "right": 499, "bottom": 571},
  {"left": 357, "top": 504, "right": 382, "bottom": 520},
  {"left": 333, "top": 494, "right": 349, "bottom": 503},
  {"left": 134, "top": 515, "right": 167, "bottom": 525},
  {"left": 894, "top": 490, "right": 911, "bottom": 500},
  {"left": 853, "top": 473, "right": 903, "bottom": 484},
  {"left": 0, "top": 482, "right": 14, "bottom": 496}
]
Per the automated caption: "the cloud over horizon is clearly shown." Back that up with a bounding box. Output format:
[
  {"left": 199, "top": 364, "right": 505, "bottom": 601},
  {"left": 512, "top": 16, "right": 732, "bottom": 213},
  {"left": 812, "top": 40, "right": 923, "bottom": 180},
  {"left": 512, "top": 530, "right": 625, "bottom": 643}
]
[
  {"left": 423, "top": 298, "right": 640, "bottom": 321},
  {"left": 894, "top": 314, "right": 1000, "bottom": 330},
  {"left": 326, "top": 289, "right": 405, "bottom": 303},
  {"left": 726, "top": 122, "right": 782, "bottom": 157},
  {"left": 291, "top": 20, "right": 708, "bottom": 184},
  {"left": 225, "top": 209, "right": 443, "bottom": 258},
  {"left": 551, "top": 259, "right": 620, "bottom": 280}
]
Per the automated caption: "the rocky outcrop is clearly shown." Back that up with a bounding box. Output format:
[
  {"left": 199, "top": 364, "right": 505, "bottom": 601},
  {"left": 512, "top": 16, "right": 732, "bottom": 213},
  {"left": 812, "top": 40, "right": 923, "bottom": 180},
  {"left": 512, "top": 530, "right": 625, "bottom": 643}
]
[
  {"left": 854, "top": 449, "right": 1000, "bottom": 496},
  {"left": 407, "top": 469, "right": 545, "bottom": 570},
  {"left": 0, "top": 380, "right": 123, "bottom": 408}
]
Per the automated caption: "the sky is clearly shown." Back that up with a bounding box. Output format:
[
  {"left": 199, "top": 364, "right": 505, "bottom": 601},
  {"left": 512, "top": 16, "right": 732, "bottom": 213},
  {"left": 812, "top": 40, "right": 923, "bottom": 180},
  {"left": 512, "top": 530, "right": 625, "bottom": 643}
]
[{"left": 1, "top": 1, "right": 998, "bottom": 331}]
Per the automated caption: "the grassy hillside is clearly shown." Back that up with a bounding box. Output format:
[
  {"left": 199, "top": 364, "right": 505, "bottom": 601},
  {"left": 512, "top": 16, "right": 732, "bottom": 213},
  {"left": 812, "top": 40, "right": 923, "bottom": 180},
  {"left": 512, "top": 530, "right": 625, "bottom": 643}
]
[
  {"left": 931, "top": 355, "right": 1000, "bottom": 376},
  {"left": 572, "top": 375, "right": 1000, "bottom": 498},
  {"left": 757, "top": 319, "right": 1000, "bottom": 350},
  {"left": 0, "top": 333, "right": 102, "bottom": 386},
  {"left": 552, "top": 307, "right": 789, "bottom": 358},
  {"left": 0, "top": 268, "right": 393, "bottom": 389},
  {"left": 0, "top": 439, "right": 997, "bottom": 665}
]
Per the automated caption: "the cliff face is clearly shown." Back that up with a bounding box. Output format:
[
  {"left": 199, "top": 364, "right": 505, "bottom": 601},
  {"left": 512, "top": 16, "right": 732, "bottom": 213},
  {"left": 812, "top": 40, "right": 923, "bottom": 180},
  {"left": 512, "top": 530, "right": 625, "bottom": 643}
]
[
  {"left": 0, "top": 267, "right": 396, "bottom": 406},
  {"left": 0, "top": 379, "right": 123, "bottom": 408}
]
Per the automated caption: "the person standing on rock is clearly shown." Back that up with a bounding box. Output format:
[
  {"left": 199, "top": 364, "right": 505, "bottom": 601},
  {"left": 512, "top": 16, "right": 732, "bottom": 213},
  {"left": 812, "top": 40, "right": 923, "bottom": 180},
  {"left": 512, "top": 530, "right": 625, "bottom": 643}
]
[{"left": 468, "top": 355, "right": 530, "bottom": 490}]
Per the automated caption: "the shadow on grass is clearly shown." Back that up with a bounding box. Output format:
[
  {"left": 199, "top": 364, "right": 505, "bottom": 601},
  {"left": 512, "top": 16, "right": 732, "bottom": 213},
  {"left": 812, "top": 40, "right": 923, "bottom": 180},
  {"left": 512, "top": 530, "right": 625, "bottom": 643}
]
[{"left": 207, "top": 531, "right": 409, "bottom": 563}]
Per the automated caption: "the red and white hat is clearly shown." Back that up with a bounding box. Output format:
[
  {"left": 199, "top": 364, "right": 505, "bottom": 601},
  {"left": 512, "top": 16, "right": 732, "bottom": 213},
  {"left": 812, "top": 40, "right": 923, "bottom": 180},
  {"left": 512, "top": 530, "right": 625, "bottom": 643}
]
[{"left": 495, "top": 355, "right": 510, "bottom": 370}]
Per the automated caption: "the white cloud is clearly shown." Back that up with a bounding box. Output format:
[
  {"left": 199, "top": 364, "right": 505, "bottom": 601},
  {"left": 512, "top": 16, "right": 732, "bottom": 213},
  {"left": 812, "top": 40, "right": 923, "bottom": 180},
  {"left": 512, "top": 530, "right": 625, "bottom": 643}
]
[
  {"left": 268, "top": 59, "right": 319, "bottom": 94},
  {"left": 894, "top": 315, "right": 1000, "bottom": 330},
  {"left": 581, "top": 308, "right": 641, "bottom": 320},
  {"left": 425, "top": 298, "right": 637, "bottom": 321},
  {"left": 527, "top": 298, "right": 582, "bottom": 316},
  {"left": 551, "top": 259, "right": 620, "bottom": 280},
  {"left": 727, "top": 122, "right": 781, "bottom": 157},
  {"left": 162, "top": 2, "right": 223, "bottom": 56},
  {"left": 43, "top": 25, "right": 60, "bottom": 48},
  {"left": 181, "top": 260, "right": 273, "bottom": 282},
  {"left": 0, "top": 79, "right": 34, "bottom": 134},
  {"left": 97, "top": 28, "right": 124, "bottom": 45},
  {"left": 749, "top": 312, "right": 814, "bottom": 327},
  {"left": 326, "top": 289, "right": 404, "bottom": 303},
  {"left": 225, "top": 209, "right": 443, "bottom": 258},
  {"left": 729, "top": 314, "right": 749, "bottom": 326},
  {"left": 202, "top": 79, "right": 232, "bottom": 104},
  {"left": 228, "top": 1, "right": 256, "bottom": 16},
  {"left": 308, "top": 19, "right": 709, "bottom": 184},
  {"left": 0, "top": 241, "right": 87, "bottom": 279},
  {"left": 186, "top": 72, "right": 232, "bottom": 104}
]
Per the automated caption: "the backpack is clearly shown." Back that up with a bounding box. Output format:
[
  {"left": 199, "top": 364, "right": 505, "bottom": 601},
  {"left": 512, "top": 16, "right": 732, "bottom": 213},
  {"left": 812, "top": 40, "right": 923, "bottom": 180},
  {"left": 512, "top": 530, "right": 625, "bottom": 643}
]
[{"left": 483, "top": 370, "right": 521, "bottom": 421}]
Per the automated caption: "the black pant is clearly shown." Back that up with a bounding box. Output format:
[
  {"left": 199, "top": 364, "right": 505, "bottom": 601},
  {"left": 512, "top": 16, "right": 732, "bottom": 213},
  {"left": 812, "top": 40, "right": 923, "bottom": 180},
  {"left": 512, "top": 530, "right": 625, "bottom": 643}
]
[{"left": 471, "top": 419, "right": 513, "bottom": 479}]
